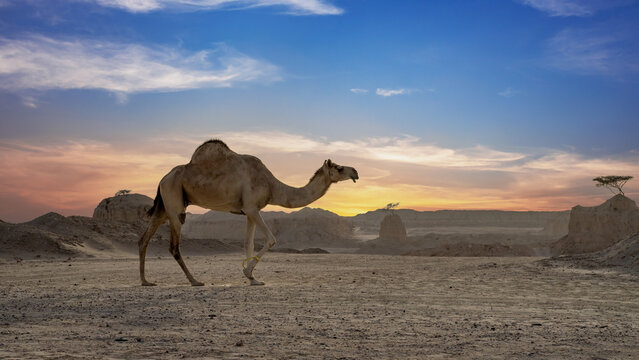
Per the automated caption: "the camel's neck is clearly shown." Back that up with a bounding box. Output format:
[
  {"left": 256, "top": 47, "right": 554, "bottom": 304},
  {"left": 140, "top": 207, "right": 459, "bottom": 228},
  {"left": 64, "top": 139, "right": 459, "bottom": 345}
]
[{"left": 269, "top": 171, "right": 332, "bottom": 208}]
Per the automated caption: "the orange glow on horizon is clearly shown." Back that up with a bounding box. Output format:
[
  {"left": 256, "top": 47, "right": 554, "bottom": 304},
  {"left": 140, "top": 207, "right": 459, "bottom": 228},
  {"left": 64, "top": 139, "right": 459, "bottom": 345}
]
[{"left": 1, "top": 135, "right": 638, "bottom": 223}]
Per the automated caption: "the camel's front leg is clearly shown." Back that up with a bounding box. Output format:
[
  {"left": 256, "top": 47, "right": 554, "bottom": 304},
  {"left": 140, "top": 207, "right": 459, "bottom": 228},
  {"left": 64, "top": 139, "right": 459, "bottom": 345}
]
[{"left": 243, "top": 209, "right": 277, "bottom": 286}]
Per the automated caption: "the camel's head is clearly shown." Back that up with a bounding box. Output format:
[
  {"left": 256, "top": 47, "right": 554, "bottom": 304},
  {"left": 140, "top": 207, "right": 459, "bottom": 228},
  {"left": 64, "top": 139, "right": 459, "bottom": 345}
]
[{"left": 323, "top": 159, "right": 359, "bottom": 183}]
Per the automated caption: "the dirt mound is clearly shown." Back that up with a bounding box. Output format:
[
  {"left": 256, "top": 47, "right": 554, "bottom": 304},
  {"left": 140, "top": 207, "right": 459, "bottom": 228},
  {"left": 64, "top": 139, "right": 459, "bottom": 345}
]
[
  {"left": 379, "top": 213, "right": 407, "bottom": 244},
  {"left": 541, "top": 232, "right": 639, "bottom": 273},
  {"left": 0, "top": 220, "right": 80, "bottom": 258},
  {"left": 593, "top": 232, "right": 639, "bottom": 268},
  {"left": 404, "top": 242, "right": 532, "bottom": 257},
  {"left": 0, "top": 210, "right": 241, "bottom": 259},
  {"left": 93, "top": 193, "right": 153, "bottom": 223},
  {"left": 0, "top": 212, "right": 138, "bottom": 258},
  {"left": 551, "top": 195, "right": 639, "bottom": 255}
]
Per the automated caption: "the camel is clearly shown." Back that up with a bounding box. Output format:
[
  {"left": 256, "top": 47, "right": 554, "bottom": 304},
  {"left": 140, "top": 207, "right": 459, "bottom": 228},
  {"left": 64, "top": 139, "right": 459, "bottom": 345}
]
[{"left": 138, "top": 139, "right": 359, "bottom": 286}]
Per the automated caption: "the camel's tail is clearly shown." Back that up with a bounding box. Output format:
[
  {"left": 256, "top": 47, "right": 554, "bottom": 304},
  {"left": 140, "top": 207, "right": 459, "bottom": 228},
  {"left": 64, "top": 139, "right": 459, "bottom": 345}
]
[{"left": 147, "top": 186, "right": 165, "bottom": 218}]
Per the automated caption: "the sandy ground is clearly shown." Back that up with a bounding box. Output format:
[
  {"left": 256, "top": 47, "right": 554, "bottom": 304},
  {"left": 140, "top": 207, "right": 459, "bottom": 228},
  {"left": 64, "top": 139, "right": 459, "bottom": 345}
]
[{"left": 1, "top": 254, "right": 637, "bottom": 359}]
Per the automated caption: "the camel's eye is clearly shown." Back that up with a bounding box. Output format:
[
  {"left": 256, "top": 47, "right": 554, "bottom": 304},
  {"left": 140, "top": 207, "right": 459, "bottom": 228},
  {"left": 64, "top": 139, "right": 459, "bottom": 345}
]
[{"left": 336, "top": 166, "right": 344, "bottom": 172}]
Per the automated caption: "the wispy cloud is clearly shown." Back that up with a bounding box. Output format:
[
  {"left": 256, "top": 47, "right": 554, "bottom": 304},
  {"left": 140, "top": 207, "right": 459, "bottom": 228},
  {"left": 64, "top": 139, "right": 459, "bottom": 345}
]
[
  {"left": 518, "top": 0, "right": 630, "bottom": 17},
  {"left": 212, "top": 131, "right": 526, "bottom": 168},
  {"left": 519, "top": 0, "right": 594, "bottom": 16},
  {"left": 544, "top": 27, "right": 639, "bottom": 77},
  {"left": 0, "top": 35, "right": 280, "bottom": 100},
  {"left": 91, "top": 0, "right": 343, "bottom": 15},
  {"left": 349, "top": 88, "right": 368, "bottom": 94},
  {"left": 376, "top": 88, "right": 410, "bottom": 97},
  {"left": 498, "top": 87, "right": 520, "bottom": 97}
]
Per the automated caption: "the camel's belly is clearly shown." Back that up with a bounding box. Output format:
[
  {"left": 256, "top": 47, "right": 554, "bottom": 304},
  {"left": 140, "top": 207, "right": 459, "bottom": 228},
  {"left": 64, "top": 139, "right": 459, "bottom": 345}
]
[{"left": 187, "top": 190, "right": 243, "bottom": 212}]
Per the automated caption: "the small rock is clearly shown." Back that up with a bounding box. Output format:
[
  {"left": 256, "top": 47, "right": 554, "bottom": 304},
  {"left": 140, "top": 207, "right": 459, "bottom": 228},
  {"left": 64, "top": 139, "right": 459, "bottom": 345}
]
[{"left": 235, "top": 340, "right": 244, "bottom": 347}]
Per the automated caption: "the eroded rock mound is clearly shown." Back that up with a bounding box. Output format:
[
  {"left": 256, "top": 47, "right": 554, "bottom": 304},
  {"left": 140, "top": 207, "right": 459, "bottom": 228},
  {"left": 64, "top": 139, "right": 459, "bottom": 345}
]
[
  {"left": 0, "top": 219, "right": 79, "bottom": 258},
  {"left": 551, "top": 195, "right": 639, "bottom": 255},
  {"left": 592, "top": 232, "right": 639, "bottom": 268},
  {"left": 379, "top": 213, "right": 407, "bottom": 244},
  {"left": 93, "top": 194, "right": 153, "bottom": 223}
]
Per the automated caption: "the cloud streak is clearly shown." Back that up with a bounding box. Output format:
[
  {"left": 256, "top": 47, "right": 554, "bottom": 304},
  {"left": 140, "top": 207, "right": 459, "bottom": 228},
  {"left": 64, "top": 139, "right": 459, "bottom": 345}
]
[
  {"left": 518, "top": 0, "right": 631, "bottom": 17},
  {"left": 0, "top": 35, "right": 280, "bottom": 99},
  {"left": 206, "top": 132, "right": 526, "bottom": 169},
  {"left": 349, "top": 88, "right": 368, "bottom": 94},
  {"left": 498, "top": 87, "right": 520, "bottom": 97},
  {"left": 519, "top": 0, "right": 594, "bottom": 16},
  {"left": 376, "top": 88, "right": 410, "bottom": 97},
  {"left": 544, "top": 27, "right": 639, "bottom": 77},
  {"left": 91, "top": 0, "right": 343, "bottom": 15}
]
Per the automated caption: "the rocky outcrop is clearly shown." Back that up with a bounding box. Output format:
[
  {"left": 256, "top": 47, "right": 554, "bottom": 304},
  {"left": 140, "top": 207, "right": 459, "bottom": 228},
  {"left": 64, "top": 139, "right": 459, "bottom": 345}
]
[
  {"left": 379, "top": 213, "right": 407, "bottom": 244},
  {"left": 551, "top": 195, "right": 639, "bottom": 255},
  {"left": 93, "top": 194, "right": 153, "bottom": 223},
  {"left": 591, "top": 232, "right": 639, "bottom": 269}
]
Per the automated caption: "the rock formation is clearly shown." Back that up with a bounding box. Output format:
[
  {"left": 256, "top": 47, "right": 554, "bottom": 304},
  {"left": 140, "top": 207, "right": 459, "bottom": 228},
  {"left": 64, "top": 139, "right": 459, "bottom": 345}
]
[
  {"left": 551, "top": 195, "right": 639, "bottom": 255},
  {"left": 93, "top": 193, "right": 153, "bottom": 223},
  {"left": 591, "top": 232, "right": 639, "bottom": 269},
  {"left": 379, "top": 213, "right": 407, "bottom": 244}
]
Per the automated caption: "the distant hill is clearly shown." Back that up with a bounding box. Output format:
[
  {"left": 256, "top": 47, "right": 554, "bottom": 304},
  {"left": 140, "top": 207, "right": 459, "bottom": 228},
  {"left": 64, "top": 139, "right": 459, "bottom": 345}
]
[
  {"left": 183, "top": 207, "right": 355, "bottom": 250},
  {"left": 351, "top": 208, "right": 569, "bottom": 229}
]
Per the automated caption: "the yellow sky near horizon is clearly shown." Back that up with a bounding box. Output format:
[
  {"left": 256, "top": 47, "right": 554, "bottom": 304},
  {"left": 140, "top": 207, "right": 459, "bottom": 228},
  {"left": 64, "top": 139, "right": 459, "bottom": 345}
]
[{"left": 1, "top": 132, "right": 638, "bottom": 222}]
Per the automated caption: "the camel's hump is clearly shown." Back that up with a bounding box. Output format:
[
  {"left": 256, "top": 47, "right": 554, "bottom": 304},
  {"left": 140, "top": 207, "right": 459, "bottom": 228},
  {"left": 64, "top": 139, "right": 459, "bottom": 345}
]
[{"left": 190, "top": 139, "right": 234, "bottom": 163}]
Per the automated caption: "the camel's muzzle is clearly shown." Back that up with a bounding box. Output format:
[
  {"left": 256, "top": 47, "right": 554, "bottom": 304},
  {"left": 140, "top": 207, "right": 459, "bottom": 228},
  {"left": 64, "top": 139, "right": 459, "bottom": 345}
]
[{"left": 351, "top": 169, "right": 359, "bottom": 183}]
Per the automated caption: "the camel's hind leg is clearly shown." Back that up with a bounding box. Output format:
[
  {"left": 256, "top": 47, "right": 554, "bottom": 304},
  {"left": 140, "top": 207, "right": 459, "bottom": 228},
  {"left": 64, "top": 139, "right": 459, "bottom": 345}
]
[
  {"left": 138, "top": 214, "right": 167, "bottom": 286},
  {"left": 159, "top": 168, "right": 204, "bottom": 286},
  {"left": 167, "top": 215, "right": 204, "bottom": 286}
]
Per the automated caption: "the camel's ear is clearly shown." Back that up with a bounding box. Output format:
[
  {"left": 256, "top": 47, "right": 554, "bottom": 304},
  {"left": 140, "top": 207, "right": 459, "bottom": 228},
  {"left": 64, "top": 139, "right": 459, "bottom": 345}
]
[{"left": 326, "top": 159, "right": 333, "bottom": 167}]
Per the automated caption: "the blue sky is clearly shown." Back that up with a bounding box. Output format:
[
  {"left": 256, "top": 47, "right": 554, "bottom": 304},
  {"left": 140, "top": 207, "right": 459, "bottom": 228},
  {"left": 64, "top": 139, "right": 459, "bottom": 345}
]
[{"left": 1, "top": 0, "right": 639, "bottom": 221}]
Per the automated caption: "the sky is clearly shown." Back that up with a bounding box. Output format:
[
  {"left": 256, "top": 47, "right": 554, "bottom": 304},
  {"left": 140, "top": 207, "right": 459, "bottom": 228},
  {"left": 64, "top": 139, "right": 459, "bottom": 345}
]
[{"left": 1, "top": 0, "right": 639, "bottom": 222}]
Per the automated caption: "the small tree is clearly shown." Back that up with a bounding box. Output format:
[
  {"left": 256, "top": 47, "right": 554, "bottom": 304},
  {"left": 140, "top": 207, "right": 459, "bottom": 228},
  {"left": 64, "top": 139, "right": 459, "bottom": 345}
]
[
  {"left": 593, "top": 176, "right": 633, "bottom": 196},
  {"left": 115, "top": 189, "right": 131, "bottom": 196},
  {"left": 383, "top": 202, "right": 400, "bottom": 211}
]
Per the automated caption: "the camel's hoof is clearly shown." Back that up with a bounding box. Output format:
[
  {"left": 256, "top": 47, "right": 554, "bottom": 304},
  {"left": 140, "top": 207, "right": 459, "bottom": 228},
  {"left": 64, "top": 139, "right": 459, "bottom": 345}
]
[
  {"left": 141, "top": 281, "right": 157, "bottom": 286},
  {"left": 191, "top": 281, "right": 205, "bottom": 286},
  {"left": 250, "top": 279, "right": 265, "bottom": 286},
  {"left": 243, "top": 266, "right": 254, "bottom": 280}
]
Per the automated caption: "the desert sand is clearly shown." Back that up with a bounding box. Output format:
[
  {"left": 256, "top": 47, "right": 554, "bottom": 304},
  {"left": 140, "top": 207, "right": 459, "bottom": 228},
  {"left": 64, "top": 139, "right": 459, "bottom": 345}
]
[{"left": 1, "top": 253, "right": 637, "bottom": 359}]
